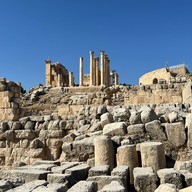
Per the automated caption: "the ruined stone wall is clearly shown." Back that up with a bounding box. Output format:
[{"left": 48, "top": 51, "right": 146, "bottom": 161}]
[
  {"left": 139, "top": 68, "right": 172, "bottom": 85},
  {"left": 0, "top": 78, "right": 21, "bottom": 121},
  {"left": 83, "top": 74, "right": 90, "bottom": 86},
  {"left": 124, "top": 83, "right": 184, "bottom": 105}
]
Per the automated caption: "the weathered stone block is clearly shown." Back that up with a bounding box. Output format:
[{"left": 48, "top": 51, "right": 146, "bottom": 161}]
[
  {"left": 157, "top": 168, "right": 182, "bottom": 189},
  {"left": 154, "top": 183, "right": 178, "bottom": 192},
  {"left": 164, "top": 122, "right": 186, "bottom": 147},
  {"left": 133, "top": 167, "right": 157, "bottom": 192},
  {"left": 127, "top": 124, "right": 144, "bottom": 135},
  {"left": 52, "top": 162, "right": 80, "bottom": 174},
  {"left": 99, "top": 181, "right": 125, "bottom": 192},
  {"left": 100, "top": 112, "right": 113, "bottom": 127},
  {"left": 14, "top": 130, "right": 36, "bottom": 140},
  {"left": 88, "top": 165, "right": 110, "bottom": 177},
  {"left": 103, "top": 122, "right": 127, "bottom": 136},
  {"left": 68, "top": 181, "right": 97, "bottom": 192}
]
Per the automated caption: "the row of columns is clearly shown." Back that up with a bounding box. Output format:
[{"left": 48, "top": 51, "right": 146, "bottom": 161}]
[{"left": 79, "top": 50, "right": 119, "bottom": 87}]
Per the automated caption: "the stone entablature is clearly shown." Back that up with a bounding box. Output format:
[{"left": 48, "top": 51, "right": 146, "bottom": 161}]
[
  {"left": 45, "top": 60, "right": 69, "bottom": 87},
  {"left": 0, "top": 78, "right": 21, "bottom": 121}
]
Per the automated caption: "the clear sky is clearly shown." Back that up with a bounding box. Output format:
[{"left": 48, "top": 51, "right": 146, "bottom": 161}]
[{"left": 0, "top": 0, "right": 192, "bottom": 90}]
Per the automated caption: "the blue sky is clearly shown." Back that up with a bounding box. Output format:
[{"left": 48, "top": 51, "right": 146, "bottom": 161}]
[{"left": 0, "top": 0, "right": 192, "bottom": 90}]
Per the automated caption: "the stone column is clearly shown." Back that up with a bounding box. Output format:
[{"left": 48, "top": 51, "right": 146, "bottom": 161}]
[
  {"left": 117, "top": 145, "right": 139, "bottom": 184},
  {"left": 140, "top": 142, "right": 166, "bottom": 173},
  {"left": 79, "top": 57, "right": 84, "bottom": 86},
  {"left": 95, "top": 57, "right": 99, "bottom": 86},
  {"left": 108, "top": 59, "right": 111, "bottom": 87},
  {"left": 45, "top": 60, "right": 52, "bottom": 87},
  {"left": 115, "top": 73, "right": 119, "bottom": 86},
  {"left": 89, "top": 51, "right": 94, "bottom": 86},
  {"left": 104, "top": 54, "right": 108, "bottom": 86},
  {"left": 69, "top": 72, "right": 74, "bottom": 87},
  {"left": 57, "top": 74, "right": 61, "bottom": 87},
  {"left": 100, "top": 50, "right": 105, "bottom": 86},
  {"left": 94, "top": 136, "right": 115, "bottom": 172}
]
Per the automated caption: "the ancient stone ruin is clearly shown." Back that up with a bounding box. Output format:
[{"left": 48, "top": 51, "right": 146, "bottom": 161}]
[{"left": 0, "top": 54, "right": 192, "bottom": 191}]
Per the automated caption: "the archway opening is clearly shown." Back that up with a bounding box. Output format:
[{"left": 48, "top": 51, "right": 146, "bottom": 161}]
[{"left": 153, "top": 78, "right": 158, "bottom": 84}]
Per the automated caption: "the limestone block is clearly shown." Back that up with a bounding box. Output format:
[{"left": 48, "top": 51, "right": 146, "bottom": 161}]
[
  {"left": 129, "top": 111, "right": 141, "bottom": 125},
  {"left": 185, "top": 113, "right": 192, "bottom": 147},
  {"left": 94, "top": 136, "right": 115, "bottom": 171},
  {"left": 47, "top": 130, "right": 64, "bottom": 138},
  {"left": 100, "top": 112, "right": 113, "bottom": 127},
  {"left": 88, "top": 165, "right": 110, "bottom": 177},
  {"left": 88, "top": 122, "right": 102, "bottom": 133},
  {"left": 154, "top": 183, "right": 178, "bottom": 192},
  {"left": 30, "top": 138, "right": 44, "bottom": 149},
  {"left": 168, "top": 111, "right": 179, "bottom": 123},
  {"left": 46, "top": 138, "right": 63, "bottom": 148},
  {"left": 133, "top": 167, "right": 157, "bottom": 192},
  {"left": 179, "top": 186, "right": 192, "bottom": 192},
  {"left": 111, "top": 166, "right": 129, "bottom": 191},
  {"left": 140, "top": 142, "right": 166, "bottom": 173},
  {"left": 145, "top": 120, "right": 167, "bottom": 141},
  {"left": 32, "top": 183, "right": 68, "bottom": 192},
  {"left": 97, "top": 106, "right": 107, "bottom": 116},
  {"left": 47, "top": 173, "right": 71, "bottom": 183},
  {"left": 99, "top": 181, "right": 125, "bottom": 192},
  {"left": 0, "top": 180, "right": 13, "bottom": 191},
  {"left": 14, "top": 130, "right": 35, "bottom": 140},
  {"left": 103, "top": 122, "right": 127, "bottom": 136},
  {"left": 12, "top": 122, "right": 22, "bottom": 130},
  {"left": 113, "top": 107, "right": 131, "bottom": 122},
  {"left": 164, "top": 122, "right": 186, "bottom": 147},
  {"left": 174, "top": 161, "right": 192, "bottom": 172},
  {"left": 28, "top": 148, "right": 45, "bottom": 158},
  {"left": 67, "top": 181, "right": 97, "bottom": 192},
  {"left": 34, "top": 160, "right": 60, "bottom": 166},
  {"left": 87, "top": 175, "right": 124, "bottom": 191},
  {"left": 30, "top": 115, "right": 44, "bottom": 122},
  {"left": 24, "top": 121, "right": 35, "bottom": 130},
  {"left": 140, "top": 107, "right": 158, "bottom": 124},
  {"left": 6, "top": 180, "right": 48, "bottom": 192},
  {"left": 52, "top": 162, "right": 80, "bottom": 174},
  {"left": 180, "top": 170, "right": 192, "bottom": 187},
  {"left": 63, "top": 133, "right": 76, "bottom": 143},
  {"left": 65, "top": 163, "right": 90, "bottom": 182},
  {"left": 3, "top": 130, "right": 14, "bottom": 140},
  {"left": 1, "top": 169, "right": 50, "bottom": 183},
  {"left": 127, "top": 124, "right": 144, "bottom": 135},
  {"left": 157, "top": 168, "right": 182, "bottom": 189},
  {"left": 46, "top": 147, "right": 61, "bottom": 160},
  {"left": 116, "top": 145, "right": 138, "bottom": 184}
]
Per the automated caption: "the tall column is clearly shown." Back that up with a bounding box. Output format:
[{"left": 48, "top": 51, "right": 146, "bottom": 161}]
[
  {"left": 104, "top": 55, "right": 108, "bottom": 86},
  {"left": 57, "top": 74, "right": 61, "bottom": 87},
  {"left": 89, "top": 51, "right": 94, "bottom": 86},
  {"left": 95, "top": 57, "right": 99, "bottom": 86},
  {"left": 79, "top": 57, "right": 84, "bottom": 86},
  {"left": 115, "top": 73, "right": 119, "bottom": 86},
  {"left": 93, "top": 57, "right": 96, "bottom": 86},
  {"left": 108, "top": 59, "right": 111, "bottom": 87},
  {"left": 45, "top": 60, "right": 52, "bottom": 87},
  {"left": 69, "top": 72, "right": 74, "bottom": 87},
  {"left": 100, "top": 50, "right": 105, "bottom": 85}
]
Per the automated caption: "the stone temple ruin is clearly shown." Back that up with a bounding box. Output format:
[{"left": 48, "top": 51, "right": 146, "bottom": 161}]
[{"left": 1, "top": 54, "right": 192, "bottom": 191}]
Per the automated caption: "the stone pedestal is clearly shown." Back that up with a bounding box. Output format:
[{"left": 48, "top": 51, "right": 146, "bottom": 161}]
[
  {"left": 117, "top": 144, "right": 139, "bottom": 184},
  {"left": 94, "top": 136, "right": 115, "bottom": 172},
  {"left": 140, "top": 142, "right": 166, "bottom": 173}
]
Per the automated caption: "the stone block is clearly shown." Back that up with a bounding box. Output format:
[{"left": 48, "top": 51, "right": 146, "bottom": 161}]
[
  {"left": 100, "top": 112, "right": 113, "bottom": 127},
  {"left": 185, "top": 113, "right": 192, "bottom": 148},
  {"left": 33, "top": 160, "right": 60, "bottom": 166},
  {"left": 140, "top": 107, "right": 158, "bottom": 124},
  {"left": 88, "top": 165, "right": 110, "bottom": 177},
  {"left": 99, "top": 181, "right": 125, "bottom": 192},
  {"left": 68, "top": 181, "right": 97, "bottom": 192},
  {"left": 154, "top": 183, "right": 178, "bottom": 192},
  {"left": 52, "top": 162, "right": 80, "bottom": 174},
  {"left": 174, "top": 161, "right": 192, "bottom": 172},
  {"left": 180, "top": 170, "right": 192, "bottom": 187},
  {"left": 127, "top": 124, "right": 144, "bottom": 135},
  {"left": 65, "top": 163, "right": 90, "bottom": 182},
  {"left": 179, "top": 186, "right": 192, "bottom": 192},
  {"left": 14, "top": 130, "right": 35, "bottom": 140},
  {"left": 32, "top": 183, "right": 68, "bottom": 192},
  {"left": 129, "top": 111, "right": 141, "bottom": 125},
  {"left": 87, "top": 175, "right": 124, "bottom": 191},
  {"left": 6, "top": 180, "right": 48, "bottom": 192},
  {"left": 157, "top": 168, "right": 182, "bottom": 189},
  {"left": 47, "top": 173, "right": 71, "bottom": 183},
  {"left": 164, "top": 122, "right": 186, "bottom": 147},
  {"left": 103, "top": 122, "right": 127, "bottom": 136},
  {"left": 1, "top": 169, "right": 50, "bottom": 183},
  {"left": 24, "top": 121, "right": 35, "bottom": 130},
  {"left": 133, "top": 167, "right": 157, "bottom": 192},
  {"left": 47, "top": 130, "right": 64, "bottom": 138},
  {"left": 145, "top": 120, "right": 166, "bottom": 141},
  {"left": 0, "top": 180, "right": 13, "bottom": 191},
  {"left": 113, "top": 107, "right": 130, "bottom": 122}
]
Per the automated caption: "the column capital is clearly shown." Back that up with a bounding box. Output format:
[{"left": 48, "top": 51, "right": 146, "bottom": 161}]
[
  {"left": 95, "top": 57, "right": 99, "bottom": 61},
  {"left": 45, "top": 59, "right": 51, "bottom": 64},
  {"left": 89, "top": 51, "right": 94, "bottom": 54},
  {"left": 100, "top": 50, "right": 105, "bottom": 55}
]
